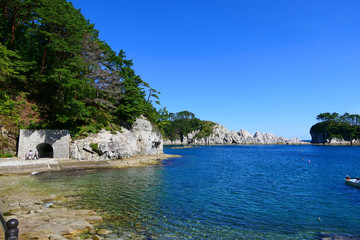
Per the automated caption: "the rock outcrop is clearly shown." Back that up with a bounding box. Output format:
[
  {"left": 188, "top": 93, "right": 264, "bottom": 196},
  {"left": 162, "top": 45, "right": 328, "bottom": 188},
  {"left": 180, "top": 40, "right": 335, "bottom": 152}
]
[
  {"left": 310, "top": 129, "right": 360, "bottom": 145},
  {"left": 164, "top": 123, "right": 303, "bottom": 145},
  {"left": 310, "top": 121, "right": 360, "bottom": 145},
  {"left": 0, "top": 175, "right": 104, "bottom": 239},
  {"left": 311, "top": 133, "right": 360, "bottom": 145},
  {"left": 0, "top": 124, "right": 17, "bottom": 154},
  {"left": 70, "top": 117, "right": 163, "bottom": 161}
]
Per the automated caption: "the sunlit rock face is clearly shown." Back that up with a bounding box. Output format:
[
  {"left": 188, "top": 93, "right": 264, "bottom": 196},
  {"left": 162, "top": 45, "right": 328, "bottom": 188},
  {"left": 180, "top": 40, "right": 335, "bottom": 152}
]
[
  {"left": 164, "top": 123, "right": 303, "bottom": 145},
  {"left": 313, "top": 136, "right": 360, "bottom": 145},
  {"left": 70, "top": 117, "right": 163, "bottom": 161}
]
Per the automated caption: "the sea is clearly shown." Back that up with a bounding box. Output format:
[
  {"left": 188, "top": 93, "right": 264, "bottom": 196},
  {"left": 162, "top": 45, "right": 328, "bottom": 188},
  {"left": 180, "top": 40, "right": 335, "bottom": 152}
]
[{"left": 34, "top": 145, "right": 360, "bottom": 239}]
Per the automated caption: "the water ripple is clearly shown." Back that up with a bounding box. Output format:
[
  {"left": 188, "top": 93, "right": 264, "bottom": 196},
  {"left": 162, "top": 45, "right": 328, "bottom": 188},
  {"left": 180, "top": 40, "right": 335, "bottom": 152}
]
[{"left": 34, "top": 145, "right": 360, "bottom": 239}]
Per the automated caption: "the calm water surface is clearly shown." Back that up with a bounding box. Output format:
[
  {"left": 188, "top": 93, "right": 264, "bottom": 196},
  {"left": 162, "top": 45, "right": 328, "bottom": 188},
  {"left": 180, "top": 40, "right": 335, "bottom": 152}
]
[{"left": 35, "top": 145, "right": 360, "bottom": 239}]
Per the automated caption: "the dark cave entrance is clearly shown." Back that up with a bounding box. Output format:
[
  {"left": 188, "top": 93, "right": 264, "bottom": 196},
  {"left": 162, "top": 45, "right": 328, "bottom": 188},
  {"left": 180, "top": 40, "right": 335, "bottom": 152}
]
[{"left": 36, "top": 143, "right": 54, "bottom": 158}]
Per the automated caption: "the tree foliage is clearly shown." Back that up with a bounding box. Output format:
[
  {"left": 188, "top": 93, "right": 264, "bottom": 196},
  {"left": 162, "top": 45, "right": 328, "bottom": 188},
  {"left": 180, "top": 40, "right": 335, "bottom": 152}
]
[
  {"left": 311, "top": 112, "right": 360, "bottom": 141},
  {"left": 0, "top": 0, "right": 160, "bottom": 138},
  {"left": 316, "top": 112, "right": 360, "bottom": 125},
  {"left": 161, "top": 111, "right": 215, "bottom": 141}
]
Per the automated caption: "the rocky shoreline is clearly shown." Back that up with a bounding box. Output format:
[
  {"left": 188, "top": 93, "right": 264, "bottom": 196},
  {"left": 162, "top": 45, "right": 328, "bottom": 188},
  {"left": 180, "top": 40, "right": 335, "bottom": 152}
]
[
  {"left": 0, "top": 154, "right": 180, "bottom": 175},
  {"left": 0, "top": 175, "right": 102, "bottom": 240},
  {"left": 0, "top": 154, "right": 180, "bottom": 239},
  {"left": 164, "top": 123, "right": 304, "bottom": 145}
]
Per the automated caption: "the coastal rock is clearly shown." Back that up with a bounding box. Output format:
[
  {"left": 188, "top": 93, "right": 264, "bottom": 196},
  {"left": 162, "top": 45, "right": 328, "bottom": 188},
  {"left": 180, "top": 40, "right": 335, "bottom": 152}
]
[
  {"left": 310, "top": 131, "right": 360, "bottom": 145},
  {"left": 0, "top": 124, "right": 17, "bottom": 154},
  {"left": 238, "top": 129, "right": 253, "bottom": 139},
  {"left": 49, "top": 234, "right": 67, "bottom": 240},
  {"left": 0, "top": 179, "right": 103, "bottom": 240},
  {"left": 93, "top": 235, "right": 104, "bottom": 240},
  {"left": 164, "top": 123, "right": 303, "bottom": 145},
  {"left": 97, "top": 229, "right": 113, "bottom": 235},
  {"left": 328, "top": 138, "right": 350, "bottom": 145},
  {"left": 310, "top": 131, "right": 327, "bottom": 144},
  {"left": 310, "top": 122, "right": 360, "bottom": 145},
  {"left": 323, "top": 138, "right": 360, "bottom": 145},
  {"left": 70, "top": 117, "right": 163, "bottom": 161}
]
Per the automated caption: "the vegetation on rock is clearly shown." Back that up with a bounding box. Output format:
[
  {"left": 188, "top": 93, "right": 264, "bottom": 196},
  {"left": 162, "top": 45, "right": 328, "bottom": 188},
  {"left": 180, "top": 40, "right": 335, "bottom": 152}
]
[
  {"left": 0, "top": 0, "right": 164, "bottom": 154},
  {"left": 160, "top": 110, "right": 215, "bottom": 142},
  {"left": 310, "top": 112, "right": 360, "bottom": 142},
  {"left": 89, "top": 143, "right": 99, "bottom": 151}
]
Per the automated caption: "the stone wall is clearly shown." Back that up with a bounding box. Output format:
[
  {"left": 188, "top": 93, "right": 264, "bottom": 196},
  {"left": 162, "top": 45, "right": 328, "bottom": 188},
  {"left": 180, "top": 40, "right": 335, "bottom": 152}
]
[{"left": 18, "top": 130, "right": 70, "bottom": 159}]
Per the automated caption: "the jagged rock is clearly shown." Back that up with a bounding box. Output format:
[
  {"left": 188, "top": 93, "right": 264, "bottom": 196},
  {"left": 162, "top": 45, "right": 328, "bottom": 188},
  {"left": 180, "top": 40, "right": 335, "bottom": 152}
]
[
  {"left": 164, "top": 123, "right": 303, "bottom": 145},
  {"left": 70, "top": 117, "right": 163, "bottom": 161},
  {"left": 310, "top": 131, "right": 328, "bottom": 143},
  {"left": 238, "top": 129, "right": 252, "bottom": 138},
  {"left": 311, "top": 131, "right": 360, "bottom": 145},
  {"left": 0, "top": 124, "right": 17, "bottom": 154},
  {"left": 327, "top": 138, "right": 360, "bottom": 145},
  {"left": 93, "top": 235, "right": 103, "bottom": 240},
  {"left": 49, "top": 234, "right": 67, "bottom": 240}
]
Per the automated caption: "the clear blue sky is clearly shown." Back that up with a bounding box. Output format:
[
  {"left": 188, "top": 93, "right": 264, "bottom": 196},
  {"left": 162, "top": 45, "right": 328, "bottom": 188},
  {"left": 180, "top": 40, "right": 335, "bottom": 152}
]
[{"left": 70, "top": 0, "right": 360, "bottom": 140}]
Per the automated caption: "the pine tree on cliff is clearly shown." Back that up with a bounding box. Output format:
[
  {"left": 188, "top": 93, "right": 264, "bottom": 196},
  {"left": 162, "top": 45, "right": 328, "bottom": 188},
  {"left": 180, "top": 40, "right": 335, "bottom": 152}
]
[{"left": 0, "top": 0, "right": 161, "bottom": 136}]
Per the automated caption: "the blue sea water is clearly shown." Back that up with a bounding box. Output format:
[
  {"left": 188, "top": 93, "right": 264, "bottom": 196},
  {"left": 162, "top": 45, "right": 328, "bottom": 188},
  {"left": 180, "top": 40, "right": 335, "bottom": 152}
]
[{"left": 36, "top": 145, "right": 360, "bottom": 239}]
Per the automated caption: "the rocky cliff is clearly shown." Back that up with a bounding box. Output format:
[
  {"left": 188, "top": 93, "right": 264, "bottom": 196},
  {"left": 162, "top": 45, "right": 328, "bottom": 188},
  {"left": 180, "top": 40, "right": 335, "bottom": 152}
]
[
  {"left": 310, "top": 131, "right": 360, "bottom": 145},
  {"left": 310, "top": 122, "right": 360, "bottom": 145},
  {"left": 0, "top": 124, "right": 17, "bottom": 154},
  {"left": 164, "top": 123, "right": 302, "bottom": 145},
  {"left": 70, "top": 117, "right": 163, "bottom": 161}
]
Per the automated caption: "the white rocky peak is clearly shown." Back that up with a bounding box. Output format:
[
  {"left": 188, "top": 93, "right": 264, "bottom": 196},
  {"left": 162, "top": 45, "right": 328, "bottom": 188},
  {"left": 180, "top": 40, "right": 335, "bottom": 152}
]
[
  {"left": 164, "top": 123, "right": 303, "bottom": 145},
  {"left": 238, "top": 129, "right": 252, "bottom": 138}
]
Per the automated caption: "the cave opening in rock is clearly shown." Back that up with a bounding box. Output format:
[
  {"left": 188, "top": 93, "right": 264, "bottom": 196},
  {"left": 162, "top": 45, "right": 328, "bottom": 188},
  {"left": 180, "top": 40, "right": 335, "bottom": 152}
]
[{"left": 36, "top": 143, "right": 54, "bottom": 158}]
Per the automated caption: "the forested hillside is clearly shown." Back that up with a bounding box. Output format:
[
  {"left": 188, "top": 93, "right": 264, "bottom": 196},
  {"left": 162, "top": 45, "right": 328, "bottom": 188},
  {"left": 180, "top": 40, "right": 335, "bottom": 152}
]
[
  {"left": 0, "top": 0, "right": 216, "bottom": 156},
  {"left": 159, "top": 110, "right": 215, "bottom": 142},
  {"left": 310, "top": 112, "right": 360, "bottom": 142},
  {"left": 0, "top": 0, "right": 164, "bottom": 154}
]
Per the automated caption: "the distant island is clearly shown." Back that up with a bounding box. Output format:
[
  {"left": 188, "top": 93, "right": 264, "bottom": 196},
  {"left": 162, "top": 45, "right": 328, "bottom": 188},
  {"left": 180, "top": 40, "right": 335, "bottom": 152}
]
[
  {"left": 161, "top": 111, "right": 302, "bottom": 145},
  {"left": 310, "top": 112, "right": 360, "bottom": 145}
]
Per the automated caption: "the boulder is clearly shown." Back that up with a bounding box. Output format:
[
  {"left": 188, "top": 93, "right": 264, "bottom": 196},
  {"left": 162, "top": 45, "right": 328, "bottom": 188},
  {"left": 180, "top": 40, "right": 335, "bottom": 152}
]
[{"left": 97, "top": 229, "right": 113, "bottom": 235}]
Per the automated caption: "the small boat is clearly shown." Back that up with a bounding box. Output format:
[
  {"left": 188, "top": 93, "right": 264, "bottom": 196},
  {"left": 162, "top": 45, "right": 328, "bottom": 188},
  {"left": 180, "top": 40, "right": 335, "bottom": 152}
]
[{"left": 345, "top": 177, "right": 360, "bottom": 188}]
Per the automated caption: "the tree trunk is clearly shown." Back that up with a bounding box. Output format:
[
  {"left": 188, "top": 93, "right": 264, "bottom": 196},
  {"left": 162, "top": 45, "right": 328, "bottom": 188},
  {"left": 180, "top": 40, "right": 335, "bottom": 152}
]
[
  {"left": 2, "top": 0, "right": 8, "bottom": 19},
  {"left": 40, "top": 47, "right": 47, "bottom": 74},
  {"left": 40, "top": 37, "right": 51, "bottom": 74},
  {"left": 9, "top": 3, "right": 19, "bottom": 47}
]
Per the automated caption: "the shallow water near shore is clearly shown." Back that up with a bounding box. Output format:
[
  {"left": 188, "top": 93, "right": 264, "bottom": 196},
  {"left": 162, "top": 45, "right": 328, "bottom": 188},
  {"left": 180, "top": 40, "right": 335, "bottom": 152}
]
[{"left": 33, "top": 145, "right": 360, "bottom": 239}]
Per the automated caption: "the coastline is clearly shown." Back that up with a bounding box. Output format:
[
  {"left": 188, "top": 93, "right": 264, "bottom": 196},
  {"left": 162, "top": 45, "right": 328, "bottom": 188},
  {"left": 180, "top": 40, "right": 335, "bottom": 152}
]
[
  {"left": 165, "top": 142, "right": 311, "bottom": 146},
  {"left": 0, "top": 174, "right": 103, "bottom": 239},
  {"left": 0, "top": 154, "right": 181, "bottom": 239},
  {"left": 0, "top": 153, "right": 181, "bottom": 175},
  {"left": 165, "top": 142, "right": 360, "bottom": 146}
]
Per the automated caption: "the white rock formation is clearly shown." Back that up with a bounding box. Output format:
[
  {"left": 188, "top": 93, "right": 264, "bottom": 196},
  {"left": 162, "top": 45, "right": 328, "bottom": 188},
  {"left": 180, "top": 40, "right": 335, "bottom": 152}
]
[
  {"left": 70, "top": 117, "right": 163, "bottom": 161},
  {"left": 327, "top": 138, "right": 360, "bottom": 145},
  {"left": 164, "top": 123, "right": 303, "bottom": 145}
]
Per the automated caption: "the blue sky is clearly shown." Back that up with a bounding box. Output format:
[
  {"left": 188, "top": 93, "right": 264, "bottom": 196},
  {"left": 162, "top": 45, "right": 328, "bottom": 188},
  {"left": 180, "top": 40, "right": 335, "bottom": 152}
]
[{"left": 70, "top": 0, "right": 360, "bottom": 140}]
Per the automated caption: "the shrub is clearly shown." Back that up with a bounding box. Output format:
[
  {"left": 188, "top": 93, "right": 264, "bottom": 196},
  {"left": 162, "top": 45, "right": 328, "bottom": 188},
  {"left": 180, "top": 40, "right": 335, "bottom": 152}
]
[{"left": 89, "top": 143, "right": 99, "bottom": 150}]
